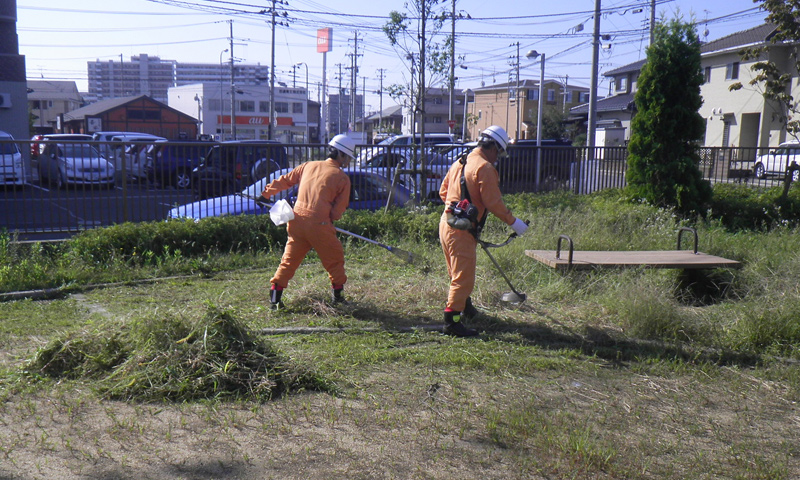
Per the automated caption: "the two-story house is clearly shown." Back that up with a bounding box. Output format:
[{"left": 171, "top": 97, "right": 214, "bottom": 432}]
[
  {"left": 699, "top": 23, "right": 796, "bottom": 150},
  {"left": 570, "top": 61, "right": 642, "bottom": 145},
  {"left": 571, "top": 23, "right": 799, "bottom": 150},
  {"left": 468, "top": 80, "right": 590, "bottom": 141},
  {"left": 402, "top": 87, "right": 472, "bottom": 137},
  {"left": 27, "top": 80, "right": 83, "bottom": 135}
]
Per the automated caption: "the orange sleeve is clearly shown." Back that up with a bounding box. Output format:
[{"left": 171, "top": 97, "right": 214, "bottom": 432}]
[
  {"left": 261, "top": 163, "right": 305, "bottom": 199},
  {"left": 475, "top": 162, "right": 515, "bottom": 225}
]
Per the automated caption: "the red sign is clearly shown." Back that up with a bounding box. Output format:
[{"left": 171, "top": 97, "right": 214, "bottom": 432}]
[
  {"left": 447, "top": 119, "right": 456, "bottom": 128},
  {"left": 218, "top": 116, "right": 293, "bottom": 126},
  {"left": 317, "top": 28, "right": 333, "bottom": 53}
]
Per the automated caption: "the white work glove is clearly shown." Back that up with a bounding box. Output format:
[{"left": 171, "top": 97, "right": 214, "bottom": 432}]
[{"left": 510, "top": 217, "right": 529, "bottom": 236}]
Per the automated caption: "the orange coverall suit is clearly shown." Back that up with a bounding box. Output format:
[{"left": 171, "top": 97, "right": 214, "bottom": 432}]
[
  {"left": 439, "top": 148, "right": 516, "bottom": 312},
  {"left": 261, "top": 159, "right": 351, "bottom": 289}
]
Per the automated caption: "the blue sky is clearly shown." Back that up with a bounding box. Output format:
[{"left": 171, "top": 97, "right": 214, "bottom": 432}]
[{"left": 17, "top": 0, "right": 767, "bottom": 112}]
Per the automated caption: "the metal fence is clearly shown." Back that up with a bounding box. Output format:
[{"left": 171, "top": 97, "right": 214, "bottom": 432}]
[{"left": 0, "top": 138, "right": 797, "bottom": 240}]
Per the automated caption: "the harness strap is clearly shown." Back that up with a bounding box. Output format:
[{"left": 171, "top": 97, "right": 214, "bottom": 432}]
[{"left": 458, "top": 155, "right": 488, "bottom": 239}]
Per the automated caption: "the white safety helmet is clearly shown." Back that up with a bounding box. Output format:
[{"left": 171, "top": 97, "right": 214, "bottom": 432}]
[
  {"left": 329, "top": 134, "right": 357, "bottom": 159},
  {"left": 480, "top": 125, "right": 510, "bottom": 152}
]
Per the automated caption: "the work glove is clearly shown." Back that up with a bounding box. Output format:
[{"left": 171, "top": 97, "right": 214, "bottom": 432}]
[{"left": 510, "top": 217, "right": 529, "bottom": 236}]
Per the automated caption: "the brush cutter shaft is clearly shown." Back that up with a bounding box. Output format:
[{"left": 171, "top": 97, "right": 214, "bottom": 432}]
[
  {"left": 479, "top": 243, "right": 526, "bottom": 299},
  {"left": 239, "top": 194, "right": 415, "bottom": 264}
]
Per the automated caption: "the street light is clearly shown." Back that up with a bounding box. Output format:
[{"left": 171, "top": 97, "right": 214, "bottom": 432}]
[
  {"left": 462, "top": 88, "right": 472, "bottom": 141},
  {"left": 219, "top": 48, "right": 228, "bottom": 140},
  {"left": 526, "top": 50, "right": 545, "bottom": 188},
  {"left": 295, "top": 62, "right": 309, "bottom": 143},
  {"left": 194, "top": 94, "right": 202, "bottom": 136}
]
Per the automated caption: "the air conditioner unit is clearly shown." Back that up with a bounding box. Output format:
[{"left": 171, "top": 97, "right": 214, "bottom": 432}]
[{"left": 0, "top": 93, "right": 11, "bottom": 109}]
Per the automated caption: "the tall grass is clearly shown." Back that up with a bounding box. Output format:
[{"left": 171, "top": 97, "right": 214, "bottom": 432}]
[{"left": 4, "top": 184, "right": 800, "bottom": 358}]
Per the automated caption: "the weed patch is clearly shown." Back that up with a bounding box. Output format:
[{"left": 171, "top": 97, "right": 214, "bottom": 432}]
[{"left": 25, "top": 303, "right": 332, "bottom": 402}]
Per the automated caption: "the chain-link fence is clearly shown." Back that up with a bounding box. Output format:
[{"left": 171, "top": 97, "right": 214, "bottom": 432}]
[{"left": 1, "top": 138, "right": 797, "bottom": 240}]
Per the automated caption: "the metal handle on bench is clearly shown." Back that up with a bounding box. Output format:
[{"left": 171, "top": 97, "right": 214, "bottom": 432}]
[
  {"left": 556, "top": 234, "right": 574, "bottom": 265},
  {"left": 677, "top": 227, "right": 698, "bottom": 254}
]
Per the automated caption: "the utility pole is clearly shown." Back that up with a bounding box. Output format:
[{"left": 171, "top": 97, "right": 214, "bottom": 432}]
[
  {"left": 419, "top": 0, "right": 427, "bottom": 200},
  {"left": 649, "top": 0, "right": 656, "bottom": 45},
  {"left": 336, "top": 63, "right": 343, "bottom": 134},
  {"left": 376, "top": 69, "right": 385, "bottom": 137},
  {"left": 512, "top": 41, "right": 520, "bottom": 140},
  {"left": 229, "top": 20, "right": 236, "bottom": 140},
  {"left": 448, "top": 0, "right": 456, "bottom": 137},
  {"left": 348, "top": 31, "right": 361, "bottom": 133},
  {"left": 268, "top": 0, "right": 278, "bottom": 140}
]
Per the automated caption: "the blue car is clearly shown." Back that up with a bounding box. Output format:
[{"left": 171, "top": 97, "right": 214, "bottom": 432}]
[
  {"left": 146, "top": 140, "right": 216, "bottom": 189},
  {"left": 168, "top": 168, "right": 411, "bottom": 220}
]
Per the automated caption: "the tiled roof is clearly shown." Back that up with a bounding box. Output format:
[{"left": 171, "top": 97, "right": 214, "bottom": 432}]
[
  {"left": 700, "top": 23, "right": 779, "bottom": 54},
  {"left": 604, "top": 60, "right": 646, "bottom": 77},
  {"left": 570, "top": 92, "right": 635, "bottom": 115},
  {"left": 27, "top": 80, "right": 81, "bottom": 101}
]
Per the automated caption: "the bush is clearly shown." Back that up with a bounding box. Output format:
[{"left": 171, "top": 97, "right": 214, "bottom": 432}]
[
  {"left": 68, "top": 215, "right": 287, "bottom": 264},
  {"left": 708, "top": 184, "right": 800, "bottom": 230}
]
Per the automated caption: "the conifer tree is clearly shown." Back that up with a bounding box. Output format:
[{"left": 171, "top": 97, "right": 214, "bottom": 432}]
[{"left": 626, "top": 17, "right": 712, "bottom": 215}]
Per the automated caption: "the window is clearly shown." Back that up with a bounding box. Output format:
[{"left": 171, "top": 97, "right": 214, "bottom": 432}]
[
  {"left": 259, "top": 101, "right": 270, "bottom": 113},
  {"left": 564, "top": 90, "right": 572, "bottom": 103},
  {"left": 431, "top": 116, "right": 442, "bottom": 124},
  {"left": 617, "top": 76, "right": 628, "bottom": 92},
  {"left": 579, "top": 92, "right": 590, "bottom": 103},
  {"left": 547, "top": 89, "right": 556, "bottom": 102},
  {"left": 275, "top": 102, "right": 289, "bottom": 113},
  {"left": 240, "top": 100, "right": 255, "bottom": 112},
  {"left": 292, "top": 102, "right": 304, "bottom": 114},
  {"left": 127, "top": 109, "right": 161, "bottom": 121},
  {"left": 725, "top": 62, "right": 739, "bottom": 80},
  {"left": 526, "top": 89, "right": 539, "bottom": 101},
  {"left": 704, "top": 66, "right": 712, "bottom": 83}
]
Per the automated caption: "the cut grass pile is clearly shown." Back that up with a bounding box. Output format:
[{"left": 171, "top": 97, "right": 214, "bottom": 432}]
[{"left": 25, "top": 302, "right": 332, "bottom": 402}]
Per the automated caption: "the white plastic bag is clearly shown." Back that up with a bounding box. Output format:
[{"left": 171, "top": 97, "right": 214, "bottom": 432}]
[{"left": 269, "top": 199, "right": 295, "bottom": 226}]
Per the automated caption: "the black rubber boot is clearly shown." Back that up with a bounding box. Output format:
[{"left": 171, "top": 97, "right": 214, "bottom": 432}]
[
  {"left": 462, "top": 297, "right": 480, "bottom": 320},
  {"left": 270, "top": 286, "right": 284, "bottom": 310},
  {"left": 332, "top": 285, "right": 348, "bottom": 304},
  {"left": 443, "top": 310, "right": 478, "bottom": 337}
]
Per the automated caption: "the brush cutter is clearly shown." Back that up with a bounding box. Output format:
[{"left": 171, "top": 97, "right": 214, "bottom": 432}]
[
  {"left": 478, "top": 228, "right": 527, "bottom": 304},
  {"left": 238, "top": 194, "right": 417, "bottom": 265}
]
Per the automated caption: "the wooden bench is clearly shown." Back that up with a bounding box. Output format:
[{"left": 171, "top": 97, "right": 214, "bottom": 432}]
[{"left": 525, "top": 227, "right": 742, "bottom": 271}]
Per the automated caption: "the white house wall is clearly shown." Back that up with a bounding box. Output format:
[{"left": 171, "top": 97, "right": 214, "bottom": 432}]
[{"left": 700, "top": 44, "right": 799, "bottom": 150}]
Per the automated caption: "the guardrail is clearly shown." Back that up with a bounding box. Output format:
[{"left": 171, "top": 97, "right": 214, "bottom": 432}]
[{"left": 0, "top": 139, "right": 798, "bottom": 240}]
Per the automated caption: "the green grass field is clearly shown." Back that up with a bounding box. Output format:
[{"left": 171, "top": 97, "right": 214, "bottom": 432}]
[{"left": 1, "top": 187, "right": 799, "bottom": 479}]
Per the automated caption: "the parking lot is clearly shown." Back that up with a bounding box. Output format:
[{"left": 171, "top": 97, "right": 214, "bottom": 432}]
[{"left": 0, "top": 181, "right": 194, "bottom": 241}]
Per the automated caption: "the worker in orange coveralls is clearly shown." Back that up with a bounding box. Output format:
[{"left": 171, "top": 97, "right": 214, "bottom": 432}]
[
  {"left": 438, "top": 125, "right": 528, "bottom": 336},
  {"left": 261, "top": 134, "right": 357, "bottom": 310}
]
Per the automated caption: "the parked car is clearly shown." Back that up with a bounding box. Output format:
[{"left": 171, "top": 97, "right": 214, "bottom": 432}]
[
  {"left": 499, "top": 139, "right": 576, "bottom": 192},
  {"left": 0, "top": 130, "right": 25, "bottom": 186},
  {"left": 379, "top": 133, "right": 455, "bottom": 146},
  {"left": 31, "top": 133, "right": 92, "bottom": 160},
  {"left": 169, "top": 168, "right": 411, "bottom": 220},
  {"left": 38, "top": 142, "right": 115, "bottom": 188},
  {"left": 191, "top": 140, "right": 289, "bottom": 200},
  {"left": 105, "top": 133, "right": 167, "bottom": 181},
  {"left": 356, "top": 147, "right": 449, "bottom": 202},
  {"left": 145, "top": 140, "right": 215, "bottom": 189},
  {"left": 753, "top": 141, "right": 800, "bottom": 181}
]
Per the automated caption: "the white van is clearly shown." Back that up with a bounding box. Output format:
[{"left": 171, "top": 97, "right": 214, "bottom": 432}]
[
  {"left": 0, "top": 130, "right": 25, "bottom": 185},
  {"left": 107, "top": 133, "right": 167, "bottom": 181},
  {"left": 754, "top": 141, "right": 800, "bottom": 181},
  {"left": 379, "top": 133, "right": 455, "bottom": 146}
]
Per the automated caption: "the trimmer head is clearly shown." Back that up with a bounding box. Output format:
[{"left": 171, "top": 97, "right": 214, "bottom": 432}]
[{"left": 501, "top": 291, "right": 526, "bottom": 304}]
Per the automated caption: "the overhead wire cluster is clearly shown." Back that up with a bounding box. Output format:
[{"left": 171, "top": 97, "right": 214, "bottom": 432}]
[{"left": 20, "top": 0, "right": 766, "bottom": 110}]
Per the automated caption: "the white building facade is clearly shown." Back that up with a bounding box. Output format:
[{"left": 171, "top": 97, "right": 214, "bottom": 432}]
[{"left": 169, "top": 83, "right": 313, "bottom": 143}]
